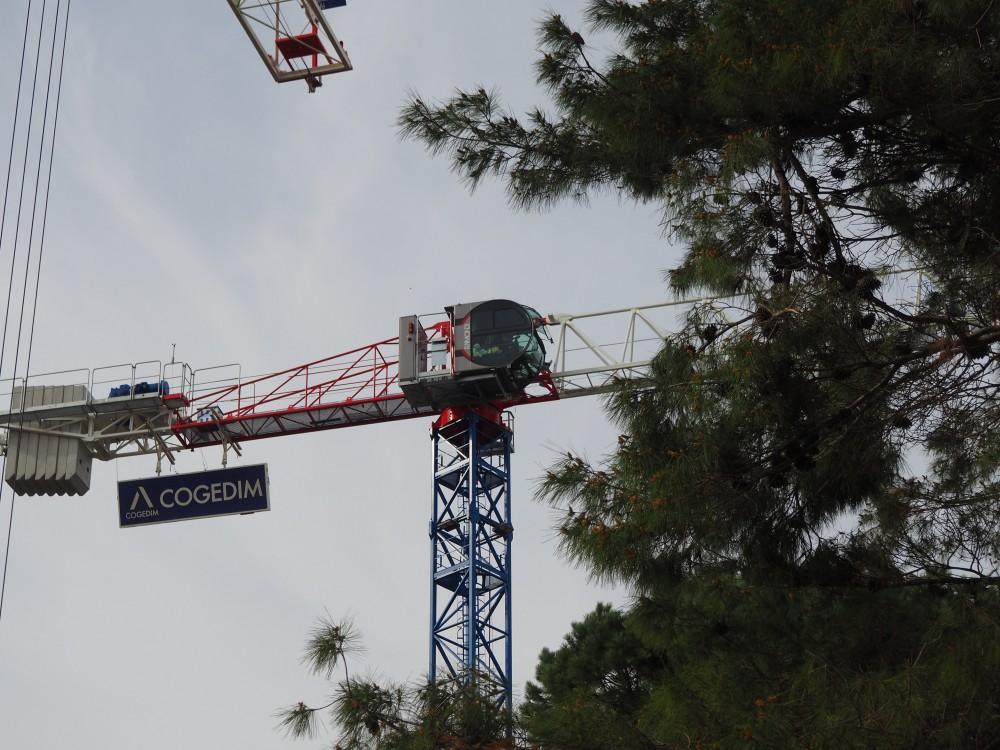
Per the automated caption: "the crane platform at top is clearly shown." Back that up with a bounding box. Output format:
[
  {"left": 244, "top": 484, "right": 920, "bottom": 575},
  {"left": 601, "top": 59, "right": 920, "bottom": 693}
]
[{"left": 228, "top": 0, "right": 352, "bottom": 92}]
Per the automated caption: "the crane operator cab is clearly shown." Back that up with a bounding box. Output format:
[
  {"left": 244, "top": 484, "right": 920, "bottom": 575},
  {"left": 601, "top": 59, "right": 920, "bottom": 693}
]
[{"left": 399, "top": 299, "right": 549, "bottom": 410}]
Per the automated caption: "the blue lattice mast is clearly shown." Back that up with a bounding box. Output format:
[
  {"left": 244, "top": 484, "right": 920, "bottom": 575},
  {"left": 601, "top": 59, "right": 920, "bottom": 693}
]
[{"left": 429, "top": 405, "right": 514, "bottom": 712}]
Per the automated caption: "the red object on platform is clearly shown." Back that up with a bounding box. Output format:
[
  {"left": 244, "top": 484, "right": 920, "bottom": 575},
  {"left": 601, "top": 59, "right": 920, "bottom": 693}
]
[{"left": 276, "top": 31, "right": 326, "bottom": 60}]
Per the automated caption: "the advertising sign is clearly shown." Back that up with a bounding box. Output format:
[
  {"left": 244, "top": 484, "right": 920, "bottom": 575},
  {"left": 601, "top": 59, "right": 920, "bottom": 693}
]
[{"left": 118, "top": 464, "right": 269, "bottom": 528}]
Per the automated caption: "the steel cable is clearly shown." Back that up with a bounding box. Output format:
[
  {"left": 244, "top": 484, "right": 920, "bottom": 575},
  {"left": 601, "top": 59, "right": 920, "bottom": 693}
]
[{"left": 0, "top": 0, "right": 72, "bottom": 624}]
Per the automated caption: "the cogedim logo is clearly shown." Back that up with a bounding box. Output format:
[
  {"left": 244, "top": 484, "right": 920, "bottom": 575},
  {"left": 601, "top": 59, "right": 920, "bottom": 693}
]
[
  {"left": 118, "top": 465, "right": 269, "bottom": 526},
  {"left": 128, "top": 479, "right": 264, "bottom": 513}
]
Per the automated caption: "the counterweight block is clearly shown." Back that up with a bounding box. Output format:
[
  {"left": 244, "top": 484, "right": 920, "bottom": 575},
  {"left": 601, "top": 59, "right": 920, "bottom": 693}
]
[{"left": 4, "top": 384, "right": 93, "bottom": 496}]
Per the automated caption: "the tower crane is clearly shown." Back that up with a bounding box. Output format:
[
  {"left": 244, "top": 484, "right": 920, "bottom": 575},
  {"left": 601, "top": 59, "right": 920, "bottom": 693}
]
[
  {"left": 0, "top": 295, "right": 695, "bottom": 712},
  {"left": 2, "top": 0, "right": 692, "bottom": 717}
]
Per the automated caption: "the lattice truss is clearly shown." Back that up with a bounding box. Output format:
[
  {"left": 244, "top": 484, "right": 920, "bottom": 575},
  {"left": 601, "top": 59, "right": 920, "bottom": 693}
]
[
  {"left": 227, "top": 0, "right": 351, "bottom": 90},
  {"left": 429, "top": 415, "right": 513, "bottom": 710}
]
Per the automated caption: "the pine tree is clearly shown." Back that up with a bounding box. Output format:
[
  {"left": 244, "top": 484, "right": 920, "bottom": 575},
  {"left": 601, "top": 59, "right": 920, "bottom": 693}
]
[
  {"left": 399, "top": 1, "right": 1000, "bottom": 746},
  {"left": 519, "top": 603, "right": 662, "bottom": 749},
  {"left": 276, "top": 614, "right": 513, "bottom": 750}
]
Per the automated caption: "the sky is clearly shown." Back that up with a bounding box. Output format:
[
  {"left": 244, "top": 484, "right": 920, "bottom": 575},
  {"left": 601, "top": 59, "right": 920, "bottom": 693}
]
[{"left": 0, "top": 2, "right": 681, "bottom": 748}]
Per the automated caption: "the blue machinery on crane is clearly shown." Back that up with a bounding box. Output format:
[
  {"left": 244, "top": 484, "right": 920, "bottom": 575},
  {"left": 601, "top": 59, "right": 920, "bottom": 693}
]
[{"left": 0, "top": 297, "right": 680, "bottom": 712}]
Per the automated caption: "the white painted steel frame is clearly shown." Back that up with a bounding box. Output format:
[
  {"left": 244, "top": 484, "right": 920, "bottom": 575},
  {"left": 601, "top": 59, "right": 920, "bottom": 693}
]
[
  {"left": 544, "top": 298, "right": 716, "bottom": 397},
  {"left": 227, "top": 0, "right": 352, "bottom": 90}
]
